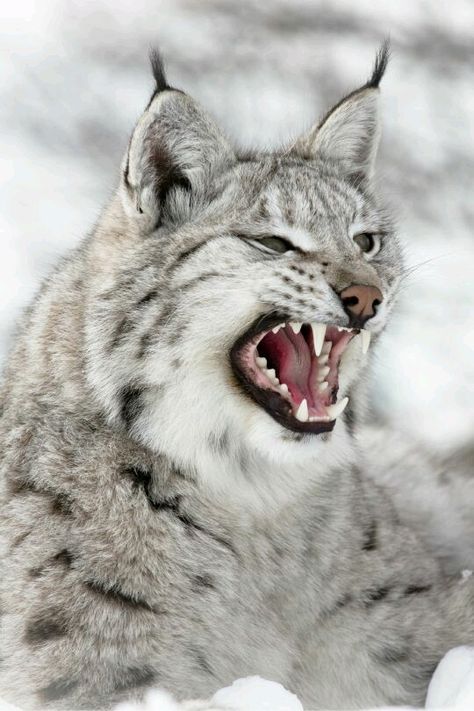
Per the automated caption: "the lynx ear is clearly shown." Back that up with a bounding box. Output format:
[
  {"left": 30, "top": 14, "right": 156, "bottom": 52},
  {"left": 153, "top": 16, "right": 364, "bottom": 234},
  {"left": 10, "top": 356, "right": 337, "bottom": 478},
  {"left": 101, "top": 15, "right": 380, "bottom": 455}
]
[
  {"left": 293, "top": 42, "right": 389, "bottom": 182},
  {"left": 121, "top": 51, "right": 235, "bottom": 229}
]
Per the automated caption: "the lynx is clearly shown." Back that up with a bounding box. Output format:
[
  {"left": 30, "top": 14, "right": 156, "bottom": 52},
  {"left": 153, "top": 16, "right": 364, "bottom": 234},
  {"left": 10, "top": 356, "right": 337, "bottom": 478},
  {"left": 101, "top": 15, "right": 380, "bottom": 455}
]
[{"left": 1, "top": 45, "right": 473, "bottom": 710}]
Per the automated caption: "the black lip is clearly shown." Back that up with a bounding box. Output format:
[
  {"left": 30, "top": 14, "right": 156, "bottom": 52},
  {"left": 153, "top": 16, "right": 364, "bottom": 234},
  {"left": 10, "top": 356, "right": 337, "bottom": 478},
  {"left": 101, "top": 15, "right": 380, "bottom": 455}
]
[{"left": 229, "top": 313, "right": 336, "bottom": 436}]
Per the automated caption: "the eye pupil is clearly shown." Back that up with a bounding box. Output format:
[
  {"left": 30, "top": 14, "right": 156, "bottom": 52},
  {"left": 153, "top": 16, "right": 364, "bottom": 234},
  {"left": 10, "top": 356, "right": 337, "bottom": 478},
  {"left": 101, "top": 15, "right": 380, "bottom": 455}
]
[
  {"left": 354, "top": 233, "right": 375, "bottom": 253},
  {"left": 259, "top": 236, "right": 293, "bottom": 254}
]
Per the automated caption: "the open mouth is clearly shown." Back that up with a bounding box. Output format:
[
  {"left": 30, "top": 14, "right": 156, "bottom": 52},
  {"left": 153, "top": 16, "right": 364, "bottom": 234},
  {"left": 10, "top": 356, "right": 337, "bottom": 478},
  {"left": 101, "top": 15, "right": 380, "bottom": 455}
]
[{"left": 230, "top": 315, "right": 371, "bottom": 434}]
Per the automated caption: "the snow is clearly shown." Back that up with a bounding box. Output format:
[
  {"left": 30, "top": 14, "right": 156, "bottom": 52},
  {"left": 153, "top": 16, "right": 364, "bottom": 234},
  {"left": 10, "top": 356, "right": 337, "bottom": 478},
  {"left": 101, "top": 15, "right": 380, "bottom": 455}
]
[
  {"left": 110, "top": 656, "right": 474, "bottom": 711},
  {"left": 1, "top": 1, "right": 474, "bottom": 711}
]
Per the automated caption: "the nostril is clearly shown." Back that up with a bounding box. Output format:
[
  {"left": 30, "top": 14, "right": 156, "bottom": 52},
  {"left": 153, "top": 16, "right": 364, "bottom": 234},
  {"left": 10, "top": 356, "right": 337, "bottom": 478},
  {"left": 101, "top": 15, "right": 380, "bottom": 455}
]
[
  {"left": 373, "top": 298, "right": 382, "bottom": 310},
  {"left": 342, "top": 296, "right": 359, "bottom": 309}
]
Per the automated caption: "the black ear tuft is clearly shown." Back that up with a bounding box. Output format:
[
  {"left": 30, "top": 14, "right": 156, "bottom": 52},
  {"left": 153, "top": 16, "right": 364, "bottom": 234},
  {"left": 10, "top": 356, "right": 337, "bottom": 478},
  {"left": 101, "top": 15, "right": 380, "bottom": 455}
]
[
  {"left": 149, "top": 48, "right": 171, "bottom": 93},
  {"left": 366, "top": 39, "right": 390, "bottom": 89}
]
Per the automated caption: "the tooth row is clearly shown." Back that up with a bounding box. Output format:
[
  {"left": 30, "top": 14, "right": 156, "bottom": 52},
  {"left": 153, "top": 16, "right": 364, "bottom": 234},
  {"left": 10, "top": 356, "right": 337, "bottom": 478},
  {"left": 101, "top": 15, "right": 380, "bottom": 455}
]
[
  {"left": 295, "top": 396, "right": 349, "bottom": 422},
  {"left": 256, "top": 356, "right": 290, "bottom": 397},
  {"left": 295, "top": 396, "right": 349, "bottom": 423},
  {"left": 270, "top": 322, "right": 371, "bottom": 356}
]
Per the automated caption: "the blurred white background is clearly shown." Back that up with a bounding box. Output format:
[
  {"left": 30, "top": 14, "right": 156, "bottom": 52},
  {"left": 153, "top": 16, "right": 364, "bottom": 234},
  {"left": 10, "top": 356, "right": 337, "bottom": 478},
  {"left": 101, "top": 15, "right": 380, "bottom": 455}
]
[{"left": 1, "top": 0, "right": 473, "bottom": 452}]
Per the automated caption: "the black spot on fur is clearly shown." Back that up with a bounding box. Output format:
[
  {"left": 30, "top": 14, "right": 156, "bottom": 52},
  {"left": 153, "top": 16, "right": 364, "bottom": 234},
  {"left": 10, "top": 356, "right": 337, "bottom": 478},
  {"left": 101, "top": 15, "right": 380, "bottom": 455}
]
[
  {"left": 194, "top": 652, "right": 214, "bottom": 676},
  {"left": 192, "top": 574, "right": 216, "bottom": 590},
  {"left": 137, "top": 331, "right": 153, "bottom": 359},
  {"left": 83, "top": 579, "right": 160, "bottom": 613},
  {"left": 362, "top": 520, "right": 377, "bottom": 551},
  {"left": 404, "top": 584, "right": 432, "bottom": 596},
  {"left": 120, "top": 386, "right": 144, "bottom": 429},
  {"left": 29, "top": 549, "right": 74, "bottom": 578},
  {"left": 50, "top": 493, "right": 74, "bottom": 516},
  {"left": 321, "top": 593, "right": 352, "bottom": 618},
  {"left": 173, "top": 241, "right": 207, "bottom": 266},
  {"left": 37, "top": 678, "right": 79, "bottom": 703},
  {"left": 54, "top": 549, "right": 74, "bottom": 567},
  {"left": 25, "top": 610, "right": 67, "bottom": 645},
  {"left": 110, "top": 316, "right": 134, "bottom": 351},
  {"left": 114, "top": 665, "right": 157, "bottom": 694},
  {"left": 10, "top": 530, "right": 31, "bottom": 550},
  {"left": 137, "top": 289, "right": 159, "bottom": 306},
  {"left": 372, "top": 645, "right": 410, "bottom": 665},
  {"left": 8, "top": 476, "right": 38, "bottom": 496},
  {"left": 364, "top": 587, "right": 390, "bottom": 606}
]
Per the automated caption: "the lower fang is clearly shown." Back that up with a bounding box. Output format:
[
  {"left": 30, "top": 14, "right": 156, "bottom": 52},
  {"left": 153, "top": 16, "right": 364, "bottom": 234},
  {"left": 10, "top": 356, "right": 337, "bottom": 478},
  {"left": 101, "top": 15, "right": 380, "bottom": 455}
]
[
  {"left": 326, "top": 397, "right": 349, "bottom": 420},
  {"left": 295, "top": 399, "right": 309, "bottom": 422}
]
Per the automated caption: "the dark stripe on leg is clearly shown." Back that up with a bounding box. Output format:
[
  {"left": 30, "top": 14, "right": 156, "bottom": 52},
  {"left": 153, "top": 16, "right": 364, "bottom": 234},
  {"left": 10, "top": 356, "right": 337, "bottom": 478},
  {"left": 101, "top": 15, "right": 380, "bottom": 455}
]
[
  {"left": 83, "top": 578, "right": 163, "bottom": 613},
  {"left": 25, "top": 610, "right": 68, "bottom": 645},
  {"left": 113, "top": 666, "right": 157, "bottom": 694},
  {"left": 37, "top": 678, "right": 78, "bottom": 703},
  {"left": 120, "top": 387, "right": 144, "bottom": 429}
]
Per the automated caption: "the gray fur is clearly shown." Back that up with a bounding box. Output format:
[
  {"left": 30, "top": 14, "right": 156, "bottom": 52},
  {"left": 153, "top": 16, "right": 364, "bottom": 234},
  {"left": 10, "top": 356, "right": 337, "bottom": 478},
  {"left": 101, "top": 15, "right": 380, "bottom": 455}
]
[{"left": 1, "top": 49, "right": 474, "bottom": 710}]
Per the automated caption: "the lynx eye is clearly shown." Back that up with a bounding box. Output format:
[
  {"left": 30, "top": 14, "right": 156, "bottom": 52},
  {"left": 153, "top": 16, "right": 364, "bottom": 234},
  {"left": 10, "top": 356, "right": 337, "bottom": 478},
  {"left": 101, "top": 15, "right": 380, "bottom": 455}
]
[
  {"left": 353, "top": 232, "right": 381, "bottom": 258},
  {"left": 258, "top": 236, "right": 294, "bottom": 254}
]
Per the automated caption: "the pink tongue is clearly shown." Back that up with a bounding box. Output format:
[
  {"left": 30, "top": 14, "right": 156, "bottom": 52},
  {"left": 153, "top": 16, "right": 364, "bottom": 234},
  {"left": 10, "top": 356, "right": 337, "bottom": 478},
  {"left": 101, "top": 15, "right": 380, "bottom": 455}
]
[{"left": 259, "top": 328, "right": 311, "bottom": 405}]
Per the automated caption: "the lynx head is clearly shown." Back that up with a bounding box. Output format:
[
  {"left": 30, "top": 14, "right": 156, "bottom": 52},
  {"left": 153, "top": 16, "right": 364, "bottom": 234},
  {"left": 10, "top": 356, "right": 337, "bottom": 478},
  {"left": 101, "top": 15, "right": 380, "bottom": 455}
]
[{"left": 86, "top": 43, "right": 402, "bottom": 493}]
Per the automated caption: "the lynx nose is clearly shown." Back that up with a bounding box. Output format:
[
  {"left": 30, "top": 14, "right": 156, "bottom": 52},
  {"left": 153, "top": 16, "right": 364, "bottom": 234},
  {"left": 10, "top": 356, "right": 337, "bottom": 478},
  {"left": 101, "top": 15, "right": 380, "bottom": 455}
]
[{"left": 340, "top": 285, "right": 383, "bottom": 326}]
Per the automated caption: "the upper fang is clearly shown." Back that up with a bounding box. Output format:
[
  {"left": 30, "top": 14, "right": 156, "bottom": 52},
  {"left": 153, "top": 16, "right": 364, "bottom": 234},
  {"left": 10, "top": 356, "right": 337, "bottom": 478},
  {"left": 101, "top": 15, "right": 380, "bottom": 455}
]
[{"left": 311, "top": 323, "right": 327, "bottom": 356}]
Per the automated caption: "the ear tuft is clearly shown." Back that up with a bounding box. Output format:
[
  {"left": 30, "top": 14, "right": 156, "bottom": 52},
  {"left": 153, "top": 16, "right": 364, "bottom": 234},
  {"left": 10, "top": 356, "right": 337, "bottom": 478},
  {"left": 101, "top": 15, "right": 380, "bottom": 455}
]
[
  {"left": 366, "top": 39, "right": 390, "bottom": 89},
  {"left": 149, "top": 48, "right": 172, "bottom": 94}
]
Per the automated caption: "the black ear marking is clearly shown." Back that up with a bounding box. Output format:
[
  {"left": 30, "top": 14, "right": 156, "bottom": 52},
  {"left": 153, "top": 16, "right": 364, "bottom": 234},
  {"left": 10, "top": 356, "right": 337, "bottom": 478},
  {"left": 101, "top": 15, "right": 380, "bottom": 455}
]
[
  {"left": 149, "top": 49, "right": 170, "bottom": 92},
  {"left": 150, "top": 143, "right": 191, "bottom": 208},
  {"left": 366, "top": 39, "right": 390, "bottom": 89}
]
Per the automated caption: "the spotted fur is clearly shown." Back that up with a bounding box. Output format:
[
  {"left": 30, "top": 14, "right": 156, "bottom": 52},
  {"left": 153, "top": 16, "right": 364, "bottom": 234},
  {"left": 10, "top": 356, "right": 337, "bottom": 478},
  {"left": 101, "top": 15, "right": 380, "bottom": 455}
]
[{"left": 1, "top": 46, "right": 474, "bottom": 710}]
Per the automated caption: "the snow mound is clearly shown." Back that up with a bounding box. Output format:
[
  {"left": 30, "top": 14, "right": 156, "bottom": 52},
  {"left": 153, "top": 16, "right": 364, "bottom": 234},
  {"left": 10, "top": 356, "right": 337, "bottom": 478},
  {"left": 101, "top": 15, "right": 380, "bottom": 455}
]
[{"left": 110, "top": 648, "right": 474, "bottom": 711}]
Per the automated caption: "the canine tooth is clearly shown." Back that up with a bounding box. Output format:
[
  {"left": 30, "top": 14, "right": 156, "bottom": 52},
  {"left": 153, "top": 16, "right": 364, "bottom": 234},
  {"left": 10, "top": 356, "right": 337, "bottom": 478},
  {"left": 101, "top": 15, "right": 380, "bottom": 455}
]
[
  {"left": 317, "top": 366, "right": 330, "bottom": 381},
  {"left": 318, "top": 354, "right": 329, "bottom": 366},
  {"left": 326, "top": 396, "right": 349, "bottom": 420},
  {"left": 290, "top": 322, "right": 302, "bottom": 334},
  {"left": 318, "top": 381, "right": 329, "bottom": 392},
  {"left": 311, "top": 323, "right": 327, "bottom": 356},
  {"left": 272, "top": 323, "right": 284, "bottom": 334},
  {"left": 361, "top": 329, "right": 371, "bottom": 355},
  {"left": 256, "top": 356, "right": 267, "bottom": 369},
  {"left": 295, "top": 398, "right": 309, "bottom": 422}
]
